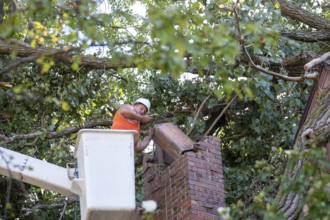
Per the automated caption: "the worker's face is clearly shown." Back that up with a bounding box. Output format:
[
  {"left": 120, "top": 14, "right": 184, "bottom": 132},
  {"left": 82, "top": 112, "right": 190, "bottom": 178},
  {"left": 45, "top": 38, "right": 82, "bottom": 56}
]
[{"left": 134, "top": 104, "right": 148, "bottom": 115}]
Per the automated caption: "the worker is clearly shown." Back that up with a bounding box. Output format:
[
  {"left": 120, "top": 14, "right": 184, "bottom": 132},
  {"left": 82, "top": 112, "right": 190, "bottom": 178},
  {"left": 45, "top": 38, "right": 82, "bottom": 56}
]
[{"left": 111, "top": 98, "right": 154, "bottom": 153}]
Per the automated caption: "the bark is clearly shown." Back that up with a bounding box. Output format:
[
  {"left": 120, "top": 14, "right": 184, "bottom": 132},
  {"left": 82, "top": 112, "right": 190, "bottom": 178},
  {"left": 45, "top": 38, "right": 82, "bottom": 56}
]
[
  {"left": 0, "top": 118, "right": 113, "bottom": 142},
  {"left": 0, "top": 39, "right": 310, "bottom": 78},
  {"left": 21, "top": 199, "right": 75, "bottom": 216},
  {"left": 265, "top": 0, "right": 330, "bottom": 42},
  {"left": 274, "top": 0, "right": 330, "bottom": 30},
  {"left": 281, "top": 30, "right": 330, "bottom": 42},
  {"left": 275, "top": 85, "right": 330, "bottom": 219},
  {"left": 0, "top": 40, "right": 140, "bottom": 73},
  {"left": 300, "top": 86, "right": 330, "bottom": 145},
  {"left": 251, "top": 51, "right": 316, "bottom": 76},
  {"left": 304, "top": 52, "right": 330, "bottom": 70}
]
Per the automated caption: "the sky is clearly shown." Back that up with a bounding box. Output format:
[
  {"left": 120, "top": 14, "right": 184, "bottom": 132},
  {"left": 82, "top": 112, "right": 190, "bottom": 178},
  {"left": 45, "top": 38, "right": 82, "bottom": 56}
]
[{"left": 85, "top": 1, "right": 147, "bottom": 56}]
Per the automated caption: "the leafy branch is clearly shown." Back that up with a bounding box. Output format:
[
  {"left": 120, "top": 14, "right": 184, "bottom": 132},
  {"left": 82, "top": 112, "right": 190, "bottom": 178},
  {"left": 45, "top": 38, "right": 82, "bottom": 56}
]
[{"left": 232, "top": 0, "right": 320, "bottom": 82}]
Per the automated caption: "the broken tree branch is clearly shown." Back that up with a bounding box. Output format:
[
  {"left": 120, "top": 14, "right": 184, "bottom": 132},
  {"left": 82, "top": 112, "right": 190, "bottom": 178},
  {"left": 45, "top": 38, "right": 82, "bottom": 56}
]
[
  {"left": 304, "top": 51, "right": 330, "bottom": 70},
  {"left": 0, "top": 81, "right": 13, "bottom": 88}
]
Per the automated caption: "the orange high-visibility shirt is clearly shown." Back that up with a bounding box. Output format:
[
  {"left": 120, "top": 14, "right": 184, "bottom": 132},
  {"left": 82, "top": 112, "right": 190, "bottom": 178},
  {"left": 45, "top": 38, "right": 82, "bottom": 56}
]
[{"left": 111, "top": 112, "right": 140, "bottom": 143}]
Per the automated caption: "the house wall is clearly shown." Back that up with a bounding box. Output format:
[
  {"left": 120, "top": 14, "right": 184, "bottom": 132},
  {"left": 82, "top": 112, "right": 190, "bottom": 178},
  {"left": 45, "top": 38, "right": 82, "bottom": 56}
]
[{"left": 143, "top": 136, "right": 226, "bottom": 220}]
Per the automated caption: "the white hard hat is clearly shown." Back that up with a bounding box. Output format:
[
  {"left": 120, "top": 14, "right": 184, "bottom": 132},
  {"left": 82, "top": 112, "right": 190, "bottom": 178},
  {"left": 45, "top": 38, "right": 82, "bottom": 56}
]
[{"left": 134, "top": 98, "right": 151, "bottom": 112}]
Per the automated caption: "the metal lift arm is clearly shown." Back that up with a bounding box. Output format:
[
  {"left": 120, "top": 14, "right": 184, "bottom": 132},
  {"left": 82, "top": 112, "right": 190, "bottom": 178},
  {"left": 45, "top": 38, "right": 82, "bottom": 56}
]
[{"left": 0, "top": 146, "right": 75, "bottom": 198}]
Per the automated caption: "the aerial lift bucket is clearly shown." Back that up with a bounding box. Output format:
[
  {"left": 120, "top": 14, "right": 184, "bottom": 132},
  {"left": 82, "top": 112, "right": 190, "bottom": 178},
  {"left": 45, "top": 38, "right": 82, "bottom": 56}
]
[
  {"left": 73, "top": 129, "right": 136, "bottom": 220},
  {"left": 0, "top": 129, "right": 137, "bottom": 220}
]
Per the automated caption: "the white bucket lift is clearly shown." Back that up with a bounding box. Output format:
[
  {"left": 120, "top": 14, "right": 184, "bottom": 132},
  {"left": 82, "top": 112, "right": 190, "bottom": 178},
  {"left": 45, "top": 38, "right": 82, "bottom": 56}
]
[
  {"left": 73, "top": 129, "right": 136, "bottom": 220},
  {"left": 0, "top": 129, "right": 137, "bottom": 220}
]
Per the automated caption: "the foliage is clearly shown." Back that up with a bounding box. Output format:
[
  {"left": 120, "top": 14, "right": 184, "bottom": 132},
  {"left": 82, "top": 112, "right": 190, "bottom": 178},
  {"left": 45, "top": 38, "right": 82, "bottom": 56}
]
[
  {"left": 0, "top": 0, "right": 329, "bottom": 219},
  {"left": 228, "top": 145, "right": 330, "bottom": 220}
]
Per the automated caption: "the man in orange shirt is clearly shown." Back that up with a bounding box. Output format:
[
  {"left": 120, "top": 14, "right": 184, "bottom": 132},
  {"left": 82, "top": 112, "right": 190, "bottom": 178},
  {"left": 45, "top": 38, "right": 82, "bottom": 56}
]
[{"left": 111, "top": 98, "right": 154, "bottom": 153}]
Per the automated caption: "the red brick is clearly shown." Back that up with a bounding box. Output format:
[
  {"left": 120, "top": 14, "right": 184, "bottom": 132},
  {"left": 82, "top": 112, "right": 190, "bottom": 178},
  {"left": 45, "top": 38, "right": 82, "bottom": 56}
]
[{"left": 143, "top": 135, "right": 225, "bottom": 220}]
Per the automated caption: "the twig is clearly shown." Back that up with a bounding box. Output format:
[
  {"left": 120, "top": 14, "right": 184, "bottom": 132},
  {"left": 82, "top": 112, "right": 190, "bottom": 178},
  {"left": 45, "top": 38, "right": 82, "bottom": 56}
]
[
  {"left": 186, "top": 95, "right": 211, "bottom": 136},
  {"left": 204, "top": 94, "right": 237, "bottom": 136},
  {"left": 24, "top": 137, "right": 39, "bottom": 146},
  {"left": 232, "top": 1, "right": 316, "bottom": 82},
  {"left": 221, "top": 133, "right": 246, "bottom": 142},
  {"left": 59, "top": 201, "right": 67, "bottom": 220},
  {"left": 0, "top": 54, "right": 40, "bottom": 75},
  {"left": 218, "top": 5, "right": 234, "bottom": 12},
  {"left": 21, "top": 200, "right": 75, "bottom": 216}
]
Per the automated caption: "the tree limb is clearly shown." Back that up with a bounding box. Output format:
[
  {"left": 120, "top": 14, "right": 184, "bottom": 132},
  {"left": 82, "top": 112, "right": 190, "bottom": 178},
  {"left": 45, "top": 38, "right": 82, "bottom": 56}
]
[
  {"left": 204, "top": 94, "right": 237, "bottom": 136},
  {"left": 59, "top": 201, "right": 67, "bottom": 220},
  {"left": 0, "top": 118, "right": 113, "bottom": 142},
  {"left": 21, "top": 199, "right": 75, "bottom": 216},
  {"left": 186, "top": 94, "right": 211, "bottom": 136},
  {"left": 0, "top": 54, "right": 40, "bottom": 74},
  {"left": 281, "top": 30, "right": 330, "bottom": 42},
  {"left": 0, "top": 81, "right": 13, "bottom": 88},
  {"left": 232, "top": 3, "right": 317, "bottom": 82},
  {"left": 275, "top": 85, "right": 330, "bottom": 219},
  {"left": 269, "top": 0, "right": 330, "bottom": 31},
  {"left": 90, "top": 40, "right": 151, "bottom": 47},
  {"left": 304, "top": 51, "right": 330, "bottom": 70},
  {"left": 46, "top": 118, "right": 113, "bottom": 139},
  {"left": 300, "top": 86, "right": 330, "bottom": 145},
  {"left": 0, "top": 39, "right": 142, "bottom": 73}
]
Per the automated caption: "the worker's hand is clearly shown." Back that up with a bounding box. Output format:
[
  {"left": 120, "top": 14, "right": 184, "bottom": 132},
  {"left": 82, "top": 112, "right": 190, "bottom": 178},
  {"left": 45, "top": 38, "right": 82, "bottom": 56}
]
[{"left": 141, "top": 115, "right": 153, "bottom": 123}]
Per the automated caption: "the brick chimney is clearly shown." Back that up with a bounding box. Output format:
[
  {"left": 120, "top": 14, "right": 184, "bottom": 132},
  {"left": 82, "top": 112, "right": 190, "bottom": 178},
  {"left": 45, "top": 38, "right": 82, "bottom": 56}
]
[{"left": 143, "top": 123, "right": 226, "bottom": 220}]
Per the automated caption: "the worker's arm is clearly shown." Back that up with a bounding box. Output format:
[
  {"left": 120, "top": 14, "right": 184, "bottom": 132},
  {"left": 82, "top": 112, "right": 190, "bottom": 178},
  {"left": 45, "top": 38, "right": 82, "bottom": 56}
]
[
  {"left": 135, "top": 128, "right": 154, "bottom": 153},
  {"left": 118, "top": 104, "right": 153, "bottom": 123}
]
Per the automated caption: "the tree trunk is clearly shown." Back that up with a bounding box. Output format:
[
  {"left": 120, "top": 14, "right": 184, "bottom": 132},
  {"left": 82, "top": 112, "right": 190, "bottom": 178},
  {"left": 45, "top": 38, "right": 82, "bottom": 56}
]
[{"left": 275, "top": 82, "right": 330, "bottom": 219}]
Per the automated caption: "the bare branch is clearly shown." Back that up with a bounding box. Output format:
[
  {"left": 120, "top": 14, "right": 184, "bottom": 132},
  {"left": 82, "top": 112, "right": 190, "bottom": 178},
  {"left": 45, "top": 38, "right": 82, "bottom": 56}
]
[
  {"left": 90, "top": 40, "right": 151, "bottom": 47},
  {"left": 304, "top": 71, "right": 319, "bottom": 80},
  {"left": 204, "top": 94, "right": 237, "bottom": 136},
  {"left": 232, "top": 3, "right": 312, "bottom": 82},
  {"left": 46, "top": 118, "right": 113, "bottom": 139},
  {"left": 0, "top": 81, "right": 13, "bottom": 88},
  {"left": 304, "top": 51, "right": 330, "bottom": 70},
  {"left": 281, "top": 30, "right": 330, "bottom": 42},
  {"left": 0, "top": 54, "right": 40, "bottom": 75},
  {"left": 186, "top": 94, "right": 211, "bottom": 136},
  {"left": 21, "top": 199, "right": 75, "bottom": 216},
  {"left": 221, "top": 133, "right": 246, "bottom": 142},
  {"left": 218, "top": 4, "right": 234, "bottom": 12},
  {"left": 245, "top": 49, "right": 300, "bottom": 82},
  {"left": 0, "top": 118, "right": 113, "bottom": 142},
  {"left": 59, "top": 201, "right": 67, "bottom": 220}
]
